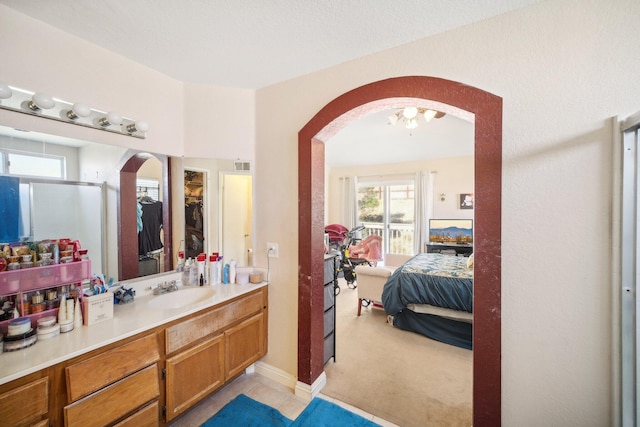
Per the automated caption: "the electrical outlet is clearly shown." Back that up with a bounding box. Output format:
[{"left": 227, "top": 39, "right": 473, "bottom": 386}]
[{"left": 267, "top": 242, "right": 279, "bottom": 258}]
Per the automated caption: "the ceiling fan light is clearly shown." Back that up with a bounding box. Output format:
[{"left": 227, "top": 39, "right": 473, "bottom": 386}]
[
  {"left": 423, "top": 109, "right": 437, "bottom": 122},
  {"left": 405, "top": 118, "right": 418, "bottom": 129},
  {"left": 402, "top": 107, "right": 418, "bottom": 119}
]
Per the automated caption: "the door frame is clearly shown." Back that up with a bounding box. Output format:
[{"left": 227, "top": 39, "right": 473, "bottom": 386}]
[{"left": 297, "top": 76, "right": 502, "bottom": 426}]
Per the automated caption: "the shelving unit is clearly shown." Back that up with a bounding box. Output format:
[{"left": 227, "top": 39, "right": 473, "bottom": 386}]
[
  {"left": 323, "top": 254, "right": 337, "bottom": 364},
  {"left": 0, "top": 260, "right": 92, "bottom": 334}
]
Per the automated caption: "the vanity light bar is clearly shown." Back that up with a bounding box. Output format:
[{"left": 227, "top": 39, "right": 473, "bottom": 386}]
[{"left": 0, "top": 81, "right": 148, "bottom": 139}]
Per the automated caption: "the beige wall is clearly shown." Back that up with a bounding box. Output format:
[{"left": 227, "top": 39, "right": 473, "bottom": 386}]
[
  {"left": 2, "top": 0, "right": 640, "bottom": 424},
  {"left": 254, "top": 1, "right": 640, "bottom": 425}
]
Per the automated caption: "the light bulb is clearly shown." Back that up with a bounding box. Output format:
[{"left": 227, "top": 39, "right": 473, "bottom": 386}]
[
  {"left": 67, "top": 103, "right": 91, "bottom": 120},
  {"left": 423, "top": 109, "right": 437, "bottom": 122},
  {"left": 98, "top": 111, "right": 123, "bottom": 127},
  {"left": 0, "top": 81, "right": 12, "bottom": 100},
  {"left": 402, "top": 107, "right": 418, "bottom": 119},
  {"left": 126, "top": 120, "right": 149, "bottom": 134},
  {"left": 28, "top": 92, "right": 55, "bottom": 111},
  {"left": 405, "top": 118, "right": 418, "bottom": 129}
]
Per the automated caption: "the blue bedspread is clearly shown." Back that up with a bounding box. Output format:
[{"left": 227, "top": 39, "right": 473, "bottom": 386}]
[{"left": 381, "top": 253, "right": 473, "bottom": 315}]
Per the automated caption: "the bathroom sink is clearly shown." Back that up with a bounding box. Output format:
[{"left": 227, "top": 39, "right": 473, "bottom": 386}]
[{"left": 147, "top": 287, "right": 215, "bottom": 310}]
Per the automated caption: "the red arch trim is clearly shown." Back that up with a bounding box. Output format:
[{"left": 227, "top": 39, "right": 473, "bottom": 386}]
[{"left": 297, "top": 76, "right": 502, "bottom": 426}]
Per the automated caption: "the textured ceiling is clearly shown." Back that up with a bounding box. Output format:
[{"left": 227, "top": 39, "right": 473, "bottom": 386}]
[
  {"left": 0, "top": 0, "right": 539, "bottom": 165},
  {"left": 0, "top": 0, "right": 540, "bottom": 89}
]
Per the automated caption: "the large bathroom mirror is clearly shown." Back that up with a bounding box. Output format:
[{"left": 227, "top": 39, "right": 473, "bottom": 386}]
[
  {"left": 0, "top": 124, "right": 253, "bottom": 283},
  {"left": 170, "top": 157, "right": 253, "bottom": 269}
]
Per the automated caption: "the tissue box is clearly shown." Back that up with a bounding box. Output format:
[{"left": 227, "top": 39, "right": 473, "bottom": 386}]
[{"left": 82, "top": 293, "right": 114, "bottom": 326}]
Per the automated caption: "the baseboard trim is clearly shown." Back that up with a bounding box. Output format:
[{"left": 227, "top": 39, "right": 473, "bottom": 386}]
[
  {"left": 254, "top": 361, "right": 298, "bottom": 390},
  {"left": 253, "top": 361, "right": 326, "bottom": 402},
  {"left": 294, "top": 372, "right": 327, "bottom": 402}
]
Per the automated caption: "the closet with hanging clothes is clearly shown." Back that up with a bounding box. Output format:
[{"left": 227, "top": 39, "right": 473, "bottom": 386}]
[{"left": 184, "top": 170, "right": 205, "bottom": 259}]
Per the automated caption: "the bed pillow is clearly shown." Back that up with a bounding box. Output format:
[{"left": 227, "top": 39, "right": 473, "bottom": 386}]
[{"left": 467, "top": 253, "right": 474, "bottom": 269}]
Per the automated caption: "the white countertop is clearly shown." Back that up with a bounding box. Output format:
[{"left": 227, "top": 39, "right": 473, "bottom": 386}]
[{"left": 0, "top": 274, "right": 268, "bottom": 386}]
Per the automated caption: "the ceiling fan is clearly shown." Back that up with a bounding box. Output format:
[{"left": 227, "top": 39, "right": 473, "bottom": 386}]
[{"left": 388, "top": 107, "right": 446, "bottom": 129}]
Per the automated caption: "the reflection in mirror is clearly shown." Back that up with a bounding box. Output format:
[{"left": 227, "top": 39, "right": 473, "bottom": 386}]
[
  {"left": 0, "top": 125, "right": 173, "bottom": 282},
  {"left": 170, "top": 158, "right": 253, "bottom": 269},
  {"left": 221, "top": 172, "right": 253, "bottom": 267},
  {"left": 117, "top": 150, "right": 172, "bottom": 281}
]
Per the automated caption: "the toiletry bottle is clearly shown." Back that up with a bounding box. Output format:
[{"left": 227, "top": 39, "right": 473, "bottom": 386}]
[
  {"left": 52, "top": 243, "right": 59, "bottom": 265},
  {"left": 216, "top": 256, "right": 223, "bottom": 284},
  {"left": 229, "top": 259, "right": 237, "bottom": 284},
  {"left": 209, "top": 254, "right": 217, "bottom": 285},
  {"left": 58, "top": 294, "right": 67, "bottom": 322},
  {"left": 223, "top": 263, "right": 230, "bottom": 284},
  {"left": 189, "top": 257, "right": 198, "bottom": 286},
  {"left": 182, "top": 258, "right": 192, "bottom": 285},
  {"left": 176, "top": 251, "right": 185, "bottom": 272},
  {"left": 197, "top": 253, "right": 206, "bottom": 283}
]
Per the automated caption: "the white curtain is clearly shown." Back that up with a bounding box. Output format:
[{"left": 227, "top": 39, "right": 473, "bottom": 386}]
[
  {"left": 413, "top": 171, "right": 435, "bottom": 254},
  {"left": 339, "top": 176, "right": 358, "bottom": 229}
]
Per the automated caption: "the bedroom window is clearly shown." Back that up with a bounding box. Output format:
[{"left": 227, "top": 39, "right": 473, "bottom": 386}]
[{"left": 357, "top": 181, "right": 415, "bottom": 255}]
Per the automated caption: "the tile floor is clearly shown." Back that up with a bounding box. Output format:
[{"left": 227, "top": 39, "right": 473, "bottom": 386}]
[{"left": 170, "top": 371, "right": 399, "bottom": 426}]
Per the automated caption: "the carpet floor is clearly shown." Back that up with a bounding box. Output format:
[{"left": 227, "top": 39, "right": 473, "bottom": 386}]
[{"left": 321, "top": 280, "right": 472, "bottom": 427}]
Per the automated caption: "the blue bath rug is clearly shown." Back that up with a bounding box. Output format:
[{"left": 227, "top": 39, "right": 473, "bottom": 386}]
[
  {"left": 293, "top": 398, "right": 381, "bottom": 427},
  {"left": 202, "top": 394, "right": 381, "bottom": 427},
  {"left": 201, "top": 394, "right": 293, "bottom": 427}
]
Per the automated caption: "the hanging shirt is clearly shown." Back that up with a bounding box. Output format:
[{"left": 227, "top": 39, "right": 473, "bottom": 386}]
[{"left": 138, "top": 200, "right": 163, "bottom": 256}]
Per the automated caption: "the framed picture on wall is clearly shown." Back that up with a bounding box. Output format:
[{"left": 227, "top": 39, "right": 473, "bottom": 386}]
[{"left": 460, "top": 193, "right": 474, "bottom": 209}]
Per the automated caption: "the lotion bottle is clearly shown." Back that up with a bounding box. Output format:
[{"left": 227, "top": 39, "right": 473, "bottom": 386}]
[
  {"left": 216, "top": 256, "right": 223, "bottom": 284},
  {"left": 209, "top": 254, "right": 217, "bottom": 285},
  {"left": 229, "top": 259, "right": 237, "bottom": 284}
]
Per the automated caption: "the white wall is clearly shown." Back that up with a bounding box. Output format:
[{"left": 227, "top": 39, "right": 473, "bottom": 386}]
[
  {"left": 327, "top": 156, "right": 474, "bottom": 224},
  {"left": 254, "top": 1, "right": 640, "bottom": 425}
]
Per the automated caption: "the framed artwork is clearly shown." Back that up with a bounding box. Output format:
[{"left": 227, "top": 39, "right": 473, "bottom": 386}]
[{"left": 460, "top": 193, "right": 474, "bottom": 209}]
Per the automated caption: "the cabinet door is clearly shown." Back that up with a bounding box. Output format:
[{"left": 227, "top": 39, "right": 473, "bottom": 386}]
[
  {"left": 165, "top": 334, "right": 225, "bottom": 422},
  {"left": 0, "top": 377, "right": 48, "bottom": 427},
  {"left": 225, "top": 312, "right": 265, "bottom": 379}
]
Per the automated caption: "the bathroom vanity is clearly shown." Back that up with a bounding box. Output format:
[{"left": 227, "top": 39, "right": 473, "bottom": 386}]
[{"left": 0, "top": 280, "right": 268, "bottom": 426}]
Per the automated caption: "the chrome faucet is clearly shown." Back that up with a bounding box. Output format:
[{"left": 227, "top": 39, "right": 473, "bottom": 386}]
[{"left": 152, "top": 280, "right": 179, "bottom": 295}]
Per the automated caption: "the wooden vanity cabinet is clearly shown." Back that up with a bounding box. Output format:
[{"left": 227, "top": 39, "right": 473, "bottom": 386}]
[
  {"left": 164, "top": 287, "right": 268, "bottom": 422},
  {"left": 0, "top": 286, "right": 267, "bottom": 426}
]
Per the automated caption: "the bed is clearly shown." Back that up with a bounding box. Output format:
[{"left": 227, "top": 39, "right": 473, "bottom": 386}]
[{"left": 381, "top": 252, "right": 473, "bottom": 350}]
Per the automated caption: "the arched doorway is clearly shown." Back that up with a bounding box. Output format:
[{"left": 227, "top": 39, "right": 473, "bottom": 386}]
[
  {"left": 297, "top": 76, "right": 502, "bottom": 426},
  {"left": 118, "top": 150, "right": 172, "bottom": 280}
]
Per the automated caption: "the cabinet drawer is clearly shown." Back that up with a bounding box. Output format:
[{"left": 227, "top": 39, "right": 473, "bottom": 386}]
[
  {"left": 166, "top": 289, "right": 263, "bottom": 354},
  {"left": 0, "top": 377, "right": 48, "bottom": 427},
  {"left": 65, "top": 334, "right": 159, "bottom": 402},
  {"left": 323, "top": 306, "right": 334, "bottom": 337},
  {"left": 113, "top": 400, "right": 159, "bottom": 427},
  {"left": 64, "top": 364, "right": 159, "bottom": 427},
  {"left": 323, "top": 256, "right": 336, "bottom": 284},
  {"left": 323, "top": 333, "right": 335, "bottom": 364},
  {"left": 323, "top": 283, "right": 334, "bottom": 309}
]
